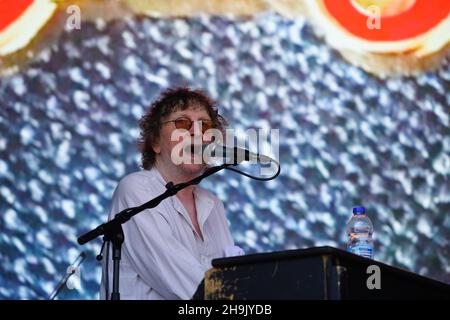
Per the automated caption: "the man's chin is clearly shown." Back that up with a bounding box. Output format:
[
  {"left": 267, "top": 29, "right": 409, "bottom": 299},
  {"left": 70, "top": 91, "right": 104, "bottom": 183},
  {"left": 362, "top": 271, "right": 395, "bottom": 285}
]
[{"left": 179, "top": 163, "right": 206, "bottom": 176}]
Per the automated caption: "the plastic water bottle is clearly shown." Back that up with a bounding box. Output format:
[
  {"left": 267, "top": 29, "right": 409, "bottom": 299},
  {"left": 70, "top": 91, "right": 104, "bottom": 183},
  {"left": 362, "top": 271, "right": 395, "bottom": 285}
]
[{"left": 346, "top": 206, "right": 374, "bottom": 259}]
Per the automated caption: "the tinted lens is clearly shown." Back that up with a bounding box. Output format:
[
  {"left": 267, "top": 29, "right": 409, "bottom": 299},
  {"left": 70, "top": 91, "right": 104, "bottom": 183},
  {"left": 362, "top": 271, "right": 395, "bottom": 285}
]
[
  {"left": 201, "top": 121, "right": 214, "bottom": 133},
  {"left": 174, "top": 119, "right": 192, "bottom": 130},
  {"left": 172, "top": 119, "right": 214, "bottom": 133}
]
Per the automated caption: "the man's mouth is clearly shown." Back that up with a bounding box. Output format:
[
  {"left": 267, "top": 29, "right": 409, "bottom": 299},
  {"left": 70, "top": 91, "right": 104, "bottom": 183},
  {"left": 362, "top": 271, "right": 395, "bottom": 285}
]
[{"left": 185, "top": 143, "right": 203, "bottom": 155}]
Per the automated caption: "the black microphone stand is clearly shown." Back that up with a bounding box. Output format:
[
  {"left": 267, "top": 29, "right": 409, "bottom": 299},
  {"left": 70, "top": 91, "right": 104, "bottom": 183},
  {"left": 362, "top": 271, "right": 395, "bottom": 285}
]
[{"left": 77, "top": 163, "right": 234, "bottom": 300}]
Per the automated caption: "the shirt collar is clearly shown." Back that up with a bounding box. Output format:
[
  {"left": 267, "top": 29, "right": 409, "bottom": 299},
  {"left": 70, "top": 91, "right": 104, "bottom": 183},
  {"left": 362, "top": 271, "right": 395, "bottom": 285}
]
[
  {"left": 149, "top": 168, "right": 215, "bottom": 232},
  {"left": 171, "top": 185, "right": 215, "bottom": 230},
  {"left": 193, "top": 186, "right": 215, "bottom": 229}
]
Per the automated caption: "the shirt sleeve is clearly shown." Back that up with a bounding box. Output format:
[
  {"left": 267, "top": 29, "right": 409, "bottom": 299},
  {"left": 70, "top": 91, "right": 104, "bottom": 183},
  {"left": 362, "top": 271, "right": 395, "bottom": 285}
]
[{"left": 110, "top": 174, "right": 207, "bottom": 300}]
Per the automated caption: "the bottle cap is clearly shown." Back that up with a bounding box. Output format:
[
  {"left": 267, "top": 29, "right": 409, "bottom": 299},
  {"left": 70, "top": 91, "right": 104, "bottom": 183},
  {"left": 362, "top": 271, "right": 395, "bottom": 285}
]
[{"left": 353, "top": 206, "right": 366, "bottom": 215}]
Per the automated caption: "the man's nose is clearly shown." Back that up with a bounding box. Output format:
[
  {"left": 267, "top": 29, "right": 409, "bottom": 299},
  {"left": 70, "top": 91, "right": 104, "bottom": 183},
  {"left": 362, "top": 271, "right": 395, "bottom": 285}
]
[{"left": 189, "top": 121, "right": 202, "bottom": 136}]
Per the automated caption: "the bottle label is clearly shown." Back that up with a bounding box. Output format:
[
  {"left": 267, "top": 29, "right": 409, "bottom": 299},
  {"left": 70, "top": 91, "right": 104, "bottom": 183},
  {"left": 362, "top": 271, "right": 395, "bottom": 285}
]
[{"left": 348, "top": 245, "right": 373, "bottom": 258}]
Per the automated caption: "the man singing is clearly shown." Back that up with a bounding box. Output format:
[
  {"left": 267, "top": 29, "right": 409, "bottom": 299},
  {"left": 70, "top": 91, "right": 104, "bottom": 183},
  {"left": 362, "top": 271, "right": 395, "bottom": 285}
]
[{"left": 100, "top": 87, "right": 242, "bottom": 300}]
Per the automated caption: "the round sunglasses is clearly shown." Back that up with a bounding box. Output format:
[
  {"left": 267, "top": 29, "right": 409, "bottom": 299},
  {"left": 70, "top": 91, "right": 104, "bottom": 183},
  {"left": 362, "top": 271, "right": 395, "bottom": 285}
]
[{"left": 162, "top": 117, "right": 215, "bottom": 133}]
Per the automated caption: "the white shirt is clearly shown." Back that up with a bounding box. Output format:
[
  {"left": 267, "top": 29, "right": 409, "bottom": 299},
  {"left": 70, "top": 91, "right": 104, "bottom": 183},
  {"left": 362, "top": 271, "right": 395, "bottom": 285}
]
[{"left": 99, "top": 168, "right": 239, "bottom": 300}]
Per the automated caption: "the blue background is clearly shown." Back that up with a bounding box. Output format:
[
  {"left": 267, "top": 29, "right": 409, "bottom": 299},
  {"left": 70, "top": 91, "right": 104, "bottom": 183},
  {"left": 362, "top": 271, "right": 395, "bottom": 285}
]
[{"left": 0, "top": 13, "right": 449, "bottom": 299}]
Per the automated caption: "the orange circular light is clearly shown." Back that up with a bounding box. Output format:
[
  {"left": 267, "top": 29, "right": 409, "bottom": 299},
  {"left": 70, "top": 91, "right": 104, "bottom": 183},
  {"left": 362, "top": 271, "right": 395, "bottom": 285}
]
[
  {"left": 323, "top": 0, "right": 450, "bottom": 41},
  {"left": 0, "top": 0, "right": 34, "bottom": 32}
]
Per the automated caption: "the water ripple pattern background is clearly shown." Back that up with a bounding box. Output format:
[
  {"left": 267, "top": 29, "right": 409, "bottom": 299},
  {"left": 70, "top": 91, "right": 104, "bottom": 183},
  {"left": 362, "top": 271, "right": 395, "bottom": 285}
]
[{"left": 0, "top": 13, "right": 449, "bottom": 299}]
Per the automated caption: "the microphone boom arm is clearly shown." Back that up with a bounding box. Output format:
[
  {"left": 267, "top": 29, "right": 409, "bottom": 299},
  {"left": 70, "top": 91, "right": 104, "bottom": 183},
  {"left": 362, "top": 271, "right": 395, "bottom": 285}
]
[{"left": 77, "top": 163, "right": 235, "bottom": 246}]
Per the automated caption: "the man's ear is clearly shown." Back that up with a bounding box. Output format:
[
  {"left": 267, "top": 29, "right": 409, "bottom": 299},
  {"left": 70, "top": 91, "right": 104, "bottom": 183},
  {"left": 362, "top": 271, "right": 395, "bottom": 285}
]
[{"left": 153, "top": 143, "right": 161, "bottom": 154}]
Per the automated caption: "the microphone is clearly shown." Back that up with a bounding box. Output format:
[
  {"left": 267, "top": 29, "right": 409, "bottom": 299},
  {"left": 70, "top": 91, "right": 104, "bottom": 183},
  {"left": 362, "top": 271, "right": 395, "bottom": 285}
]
[
  {"left": 186, "top": 143, "right": 273, "bottom": 165},
  {"left": 49, "top": 251, "right": 86, "bottom": 300}
]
